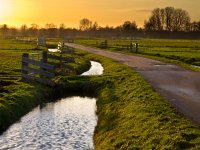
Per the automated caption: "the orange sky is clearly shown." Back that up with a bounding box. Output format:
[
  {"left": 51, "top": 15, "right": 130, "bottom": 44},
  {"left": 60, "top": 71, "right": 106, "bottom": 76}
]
[{"left": 1, "top": 0, "right": 200, "bottom": 28}]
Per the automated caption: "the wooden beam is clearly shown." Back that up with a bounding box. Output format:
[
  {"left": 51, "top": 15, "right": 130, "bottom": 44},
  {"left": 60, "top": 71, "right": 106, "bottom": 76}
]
[
  {"left": 22, "top": 74, "right": 55, "bottom": 86},
  {"left": 61, "top": 64, "right": 74, "bottom": 70},
  {"left": 23, "top": 66, "right": 55, "bottom": 78},
  {"left": 48, "top": 54, "right": 75, "bottom": 63},
  {"left": 22, "top": 57, "right": 55, "bottom": 71},
  {"left": 21, "top": 53, "right": 29, "bottom": 74}
]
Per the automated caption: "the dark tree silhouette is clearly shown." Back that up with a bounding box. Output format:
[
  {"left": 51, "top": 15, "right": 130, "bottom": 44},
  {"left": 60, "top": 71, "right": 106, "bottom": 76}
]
[
  {"left": 144, "top": 7, "right": 191, "bottom": 32},
  {"left": 28, "top": 24, "right": 39, "bottom": 36},
  {"left": 79, "top": 18, "right": 92, "bottom": 31},
  {"left": 1, "top": 24, "right": 9, "bottom": 36},
  {"left": 20, "top": 24, "right": 28, "bottom": 36}
]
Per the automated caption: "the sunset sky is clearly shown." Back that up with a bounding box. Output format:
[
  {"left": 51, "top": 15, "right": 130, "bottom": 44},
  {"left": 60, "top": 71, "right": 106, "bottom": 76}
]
[{"left": 0, "top": 0, "right": 200, "bottom": 28}]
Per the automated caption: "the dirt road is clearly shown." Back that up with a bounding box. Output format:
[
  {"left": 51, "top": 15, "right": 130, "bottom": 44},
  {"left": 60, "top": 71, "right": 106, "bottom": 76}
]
[{"left": 66, "top": 43, "right": 200, "bottom": 125}]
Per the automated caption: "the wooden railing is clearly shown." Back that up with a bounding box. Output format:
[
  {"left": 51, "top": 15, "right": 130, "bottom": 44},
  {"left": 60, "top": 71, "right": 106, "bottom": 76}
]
[
  {"left": 21, "top": 52, "right": 55, "bottom": 86},
  {"left": 21, "top": 43, "right": 75, "bottom": 86},
  {"left": 117, "top": 42, "right": 139, "bottom": 52}
]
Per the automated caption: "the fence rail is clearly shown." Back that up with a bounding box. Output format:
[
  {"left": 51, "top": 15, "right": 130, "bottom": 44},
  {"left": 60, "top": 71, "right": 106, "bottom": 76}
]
[
  {"left": 22, "top": 56, "right": 55, "bottom": 71},
  {"left": 48, "top": 54, "right": 75, "bottom": 63},
  {"left": 22, "top": 66, "right": 55, "bottom": 78},
  {"left": 21, "top": 43, "right": 76, "bottom": 86}
]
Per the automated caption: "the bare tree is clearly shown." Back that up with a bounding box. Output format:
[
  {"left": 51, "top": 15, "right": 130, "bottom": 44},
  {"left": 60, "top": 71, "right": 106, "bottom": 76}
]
[
  {"left": 144, "top": 7, "right": 191, "bottom": 32},
  {"left": 122, "top": 21, "right": 137, "bottom": 31},
  {"left": 165, "top": 7, "right": 175, "bottom": 31},
  {"left": 79, "top": 18, "right": 92, "bottom": 31},
  {"left": 173, "top": 8, "right": 190, "bottom": 31},
  {"left": 59, "top": 23, "right": 66, "bottom": 37},
  {"left": 122, "top": 21, "right": 138, "bottom": 36},
  {"left": 1, "top": 24, "right": 9, "bottom": 36},
  {"left": 28, "top": 24, "right": 39, "bottom": 36},
  {"left": 10, "top": 27, "right": 18, "bottom": 37},
  {"left": 45, "top": 23, "right": 57, "bottom": 37},
  {"left": 144, "top": 20, "right": 154, "bottom": 31},
  {"left": 92, "top": 21, "right": 98, "bottom": 30},
  {"left": 20, "top": 24, "right": 28, "bottom": 36}
]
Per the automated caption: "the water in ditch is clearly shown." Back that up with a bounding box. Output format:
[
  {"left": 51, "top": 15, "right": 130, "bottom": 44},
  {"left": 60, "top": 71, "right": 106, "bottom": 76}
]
[
  {"left": 82, "top": 61, "right": 103, "bottom": 76},
  {"left": 0, "top": 61, "right": 103, "bottom": 150},
  {"left": 48, "top": 49, "right": 60, "bottom": 53}
]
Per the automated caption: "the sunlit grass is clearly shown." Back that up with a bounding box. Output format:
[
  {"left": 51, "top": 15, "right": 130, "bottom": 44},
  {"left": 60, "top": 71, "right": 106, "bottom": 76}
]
[
  {"left": 1, "top": 37, "right": 200, "bottom": 149},
  {"left": 75, "top": 38, "right": 200, "bottom": 67},
  {"left": 60, "top": 50, "right": 200, "bottom": 149},
  {"left": 0, "top": 37, "right": 90, "bottom": 132}
]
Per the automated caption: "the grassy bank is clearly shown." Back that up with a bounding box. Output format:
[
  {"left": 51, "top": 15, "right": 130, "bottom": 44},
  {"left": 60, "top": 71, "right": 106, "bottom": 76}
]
[
  {"left": 0, "top": 37, "right": 53, "bottom": 132},
  {"left": 59, "top": 51, "right": 200, "bottom": 149}
]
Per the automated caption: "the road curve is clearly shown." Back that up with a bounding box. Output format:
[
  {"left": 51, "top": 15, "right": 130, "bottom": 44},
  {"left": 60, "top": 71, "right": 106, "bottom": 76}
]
[{"left": 66, "top": 43, "right": 200, "bottom": 125}]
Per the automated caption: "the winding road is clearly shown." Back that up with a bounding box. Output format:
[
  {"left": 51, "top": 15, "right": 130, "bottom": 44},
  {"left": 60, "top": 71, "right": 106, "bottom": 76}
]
[{"left": 66, "top": 43, "right": 200, "bottom": 125}]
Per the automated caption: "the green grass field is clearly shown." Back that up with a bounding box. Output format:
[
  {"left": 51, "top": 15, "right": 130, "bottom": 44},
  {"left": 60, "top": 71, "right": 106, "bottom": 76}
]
[
  {"left": 0, "top": 37, "right": 50, "bottom": 132},
  {"left": 75, "top": 38, "right": 200, "bottom": 66},
  {"left": 1, "top": 37, "right": 200, "bottom": 149},
  {"left": 0, "top": 37, "right": 90, "bottom": 132},
  {"left": 59, "top": 51, "right": 200, "bottom": 149}
]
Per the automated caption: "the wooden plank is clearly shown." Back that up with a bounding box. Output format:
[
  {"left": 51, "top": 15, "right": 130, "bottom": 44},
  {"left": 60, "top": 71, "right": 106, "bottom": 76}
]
[
  {"left": 22, "top": 57, "right": 55, "bottom": 71},
  {"left": 22, "top": 74, "right": 55, "bottom": 86},
  {"left": 63, "top": 46, "right": 75, "bottom": 54},
  {"left": 23, "top": 66, "right": 55, "bottom": 78},
  {"left": 48, "top": 54, "right": 60, "bottom": 61},
  {"left": 61, "top": 64, "right": 74, "bottom": 70},
  {"left": 22, "top": 53, "right": 29, "bottom": 74},
  {"left": 62, "top": 57, "right": 75, "bottom": 63},
  {"left": 48, "top": 54, "right": 75, "bottom": 63}
]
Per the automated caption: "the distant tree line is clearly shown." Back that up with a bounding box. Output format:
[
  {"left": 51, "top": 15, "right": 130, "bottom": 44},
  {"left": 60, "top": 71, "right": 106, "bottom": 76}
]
[{"left": 0, "top": 7, "right": 199, "bottom": 39}]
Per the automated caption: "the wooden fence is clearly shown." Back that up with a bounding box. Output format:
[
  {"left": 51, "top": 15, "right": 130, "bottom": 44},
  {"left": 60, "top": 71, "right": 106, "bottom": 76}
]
[
  {"left": 117, "top": 42, "right": 139, "bottom": 52},
  {"left": 21, "top": 43, "right": 75, "bottom": 86}
]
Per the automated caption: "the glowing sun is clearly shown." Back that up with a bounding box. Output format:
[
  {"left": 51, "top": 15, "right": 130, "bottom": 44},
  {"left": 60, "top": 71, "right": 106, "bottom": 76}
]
[{"left": 0, "top": 0, "right": 12, "bottom": 21}]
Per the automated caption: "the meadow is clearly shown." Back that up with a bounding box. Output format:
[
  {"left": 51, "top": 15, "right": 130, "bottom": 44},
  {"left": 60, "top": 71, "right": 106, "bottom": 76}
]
[
  {"left": 75, "top": 38, "right": 200, "bottom": 67},
  {"left": 1, "top": 37, "right": 200, "bottom": 149},
  {"left": 0, "top": 37, "right": 53, "bottom": 132},
  {"left": 59, "top": 51, "right": 200, "bottom": 149}
]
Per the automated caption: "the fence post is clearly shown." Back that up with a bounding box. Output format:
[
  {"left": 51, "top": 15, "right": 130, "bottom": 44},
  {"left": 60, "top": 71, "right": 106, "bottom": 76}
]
[
  {"left": 22, "top": 53, "right": 29, "bottom": 76},
  {"left": 42, "top": 51, "right": 47, "bottom": 63},
  {"left": 60, "top": 43, "right": 64, "bottom": 68},
  {"left": 105, "top": 40, "right": 108, "bottom": 48},
  {"left": 40, "top": 51, "right": 48, "bottom": 78},
  {"left": 135, "top": 43, "right": 139, "bottom": 53},
  {"left": 130, "top": 42, "right": 133, "bottom": 51}
]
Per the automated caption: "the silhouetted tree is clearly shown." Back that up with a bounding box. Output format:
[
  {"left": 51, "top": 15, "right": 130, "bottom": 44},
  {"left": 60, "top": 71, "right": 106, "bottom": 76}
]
[
  {"left": 122, "top": 21, "right": 137, "bottom": 31},
  {"left": 122, "top": 21, "right": 138, "bottom": 36},
  {"left": 45, "top": 23, "right": 57, "bottom": 37},
  {"left": 144, "top": 7, "right": 191, "bottom": 32},
  {"left": 59, "top": 23, "right": 66, "bottom": 37},
  {"left": 173, "top": 8, "right": 190, "bottom": 31},
  {"left": 91, "top": 21, "right": 98, "bottom": 30},
  {"left": 10, "top": 27, "right": 18, "bottom": 37},
  {"left": 190, "top": 21, "right": 200, "bottom": 32},
  {"left": 79, "top": 18, "right": 92, "bottom": 31},
  {"left": 20, "top": 24, "right": 28, "bottom": 36},
  {"left": 1, "top": 24, "right": 9, "bottom": 36},
  {"left": 28, "top": 24, "right": 39, "bottom": 36}
]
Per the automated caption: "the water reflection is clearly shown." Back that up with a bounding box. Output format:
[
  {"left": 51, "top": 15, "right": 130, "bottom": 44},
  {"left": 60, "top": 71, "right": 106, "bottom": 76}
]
[
  {"left": 0, "top": 97, "right": 97, "bottom": 150},
  {"left": 82, "top": 61, "right": 103, "bottom": 76},
  {"left": 48, "top": 49, "right": 60, "bottom": 53},
  {"left": 0, "top": 61, "right": 104, "bottom": 149}
]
